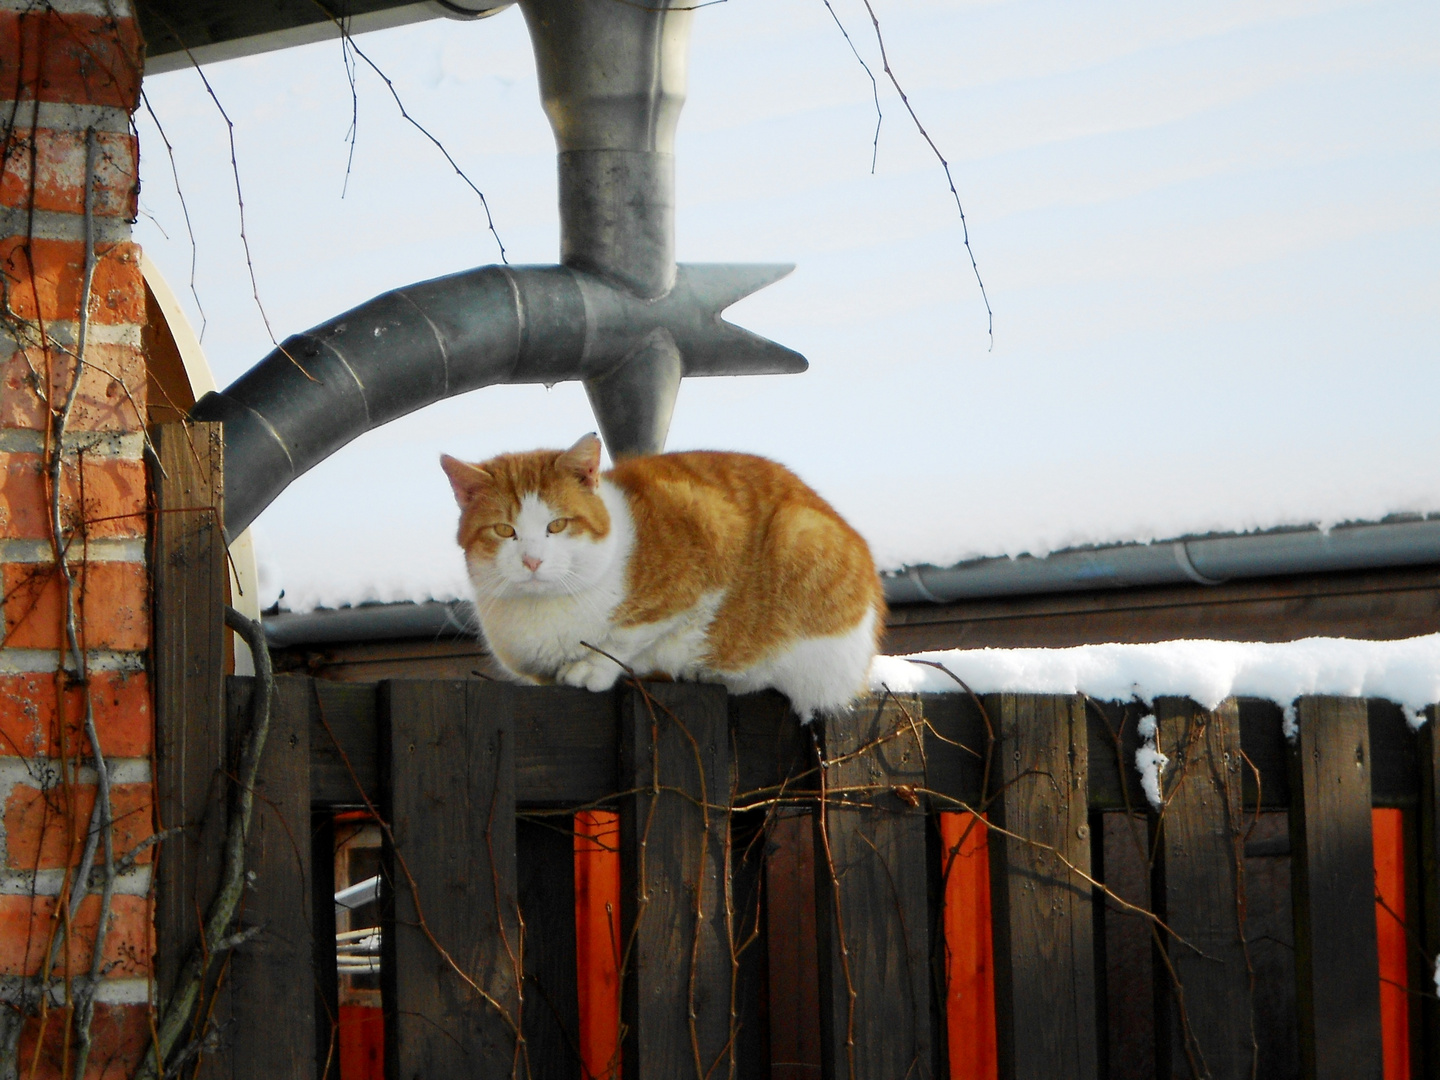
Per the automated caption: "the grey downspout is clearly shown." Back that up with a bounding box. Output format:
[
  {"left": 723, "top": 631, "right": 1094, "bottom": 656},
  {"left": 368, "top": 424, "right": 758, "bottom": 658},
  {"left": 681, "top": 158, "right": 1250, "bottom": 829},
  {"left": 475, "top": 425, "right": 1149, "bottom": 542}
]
[
  {"left": 191, "top": 0, "right": 805, "bottom": 539},
  {"left": 520, "top": 0, "right": 693, "bottom": 458}
]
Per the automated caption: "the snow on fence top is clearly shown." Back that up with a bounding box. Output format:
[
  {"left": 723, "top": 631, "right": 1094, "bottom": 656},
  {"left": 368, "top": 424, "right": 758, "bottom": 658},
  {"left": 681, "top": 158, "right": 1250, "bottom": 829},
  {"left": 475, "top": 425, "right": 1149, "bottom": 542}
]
[{"left": 870, "top": 634, "right": 1440, "bottom": 730}]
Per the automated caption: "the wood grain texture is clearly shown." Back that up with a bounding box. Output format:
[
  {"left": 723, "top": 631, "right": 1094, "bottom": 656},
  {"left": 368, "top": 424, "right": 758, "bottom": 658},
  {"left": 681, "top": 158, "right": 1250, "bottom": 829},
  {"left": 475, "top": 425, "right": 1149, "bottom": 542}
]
[
  {"left": 226, "top": 676, "right": 316, "bottom": 1079},
  {"left": 380, "top": 680, "right": 521, "bottom": 1076},
  {"left": 1099, "top": 811, "right": 1155, "bottom": 1080},
  {"left": 1084, "top": 699, "right": 1149, "bottom": 814},
  {"left": 922, "top": 692, "right": 988, "bottom": 811},
  {"left": 814, "top": 694, "right": 933, "bottom": 1080},
  {"left": 1288, "top": 696, "right": 1382, "bottom": 1080},
  {"left": 767, "top": 810, "right": 821, "bottom": 1080},
  {"left": 1238, "top": 699, "right": 1291, "bottom": 810},
  {"left": 303, "top": 684, "right": 1424, "bottom": 812},
  {"left": 509, "top": 684, "right": 618, "bottom": 807},
  {"left": 1368, "top": 699, "right": 1421, "bottom": 808},
  {"left": 616, "top": 682, "right": 734, "bottom": 1080},
  {"left": 731, "top": 689, "right": 812, "bottom": 800},
  {"left": 150, "top": 422, "right": 226, "bottom": 1007},
  {"left": 1151, "top": 698, "right": 1255, "bottom": 1080},
  {"left": 986, "top": 694, "right": 1099, "bottom": 1080},
  {"left": 308, "top": 681, "right": 380, "bottom": 808}
]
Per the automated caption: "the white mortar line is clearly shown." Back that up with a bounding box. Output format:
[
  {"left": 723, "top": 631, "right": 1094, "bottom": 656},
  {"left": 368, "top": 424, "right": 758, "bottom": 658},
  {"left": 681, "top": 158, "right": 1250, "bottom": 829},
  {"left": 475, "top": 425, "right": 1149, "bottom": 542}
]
[
  {"left": 0, "top": 101, "right": 133, "bottom": 135},
  {"left": 0, "top": 539, "right": 145, "bottom": 564},
  {"left": 0, "top": 649, "right": 145, "bottom": 675}
]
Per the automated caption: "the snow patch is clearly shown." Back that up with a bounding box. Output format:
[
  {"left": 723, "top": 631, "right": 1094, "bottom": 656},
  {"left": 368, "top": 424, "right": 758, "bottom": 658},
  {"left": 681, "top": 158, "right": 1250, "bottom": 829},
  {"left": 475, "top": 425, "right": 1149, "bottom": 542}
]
[
  {"left": 1133, "top": 715, "right": 1167, "bottom": 811},
  {"left": 871, "top": 635, "right": 1440, "bottom": 724}
]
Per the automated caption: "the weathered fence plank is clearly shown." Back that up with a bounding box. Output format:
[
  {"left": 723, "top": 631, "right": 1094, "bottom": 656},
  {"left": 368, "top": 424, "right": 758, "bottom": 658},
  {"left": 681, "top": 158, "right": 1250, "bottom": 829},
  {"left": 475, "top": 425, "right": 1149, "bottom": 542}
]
[
  {"left": 511, "top": 684, "right": 618, "bottom": 805},
  {"left": 1369, "top": 699, "right": 1421, "bottom": 808},
  {"left": 1085, "top": 699, "right": 1149, "bottom": 813},
  {"left": 308, "top": 681, "right": 381, "bottom": 807},
  {"left": 617, "top": 682, "right": 734, "bottom": 1080},
  {"left": 1418, "top": 706, "right": 1440, "bottom": 1080},
  {"left": 987, "top": 693, "right": 1099, "bottom": 1080},
  {"left": 1289, "top": 696, "right": 1383, "bottom": 1080},
  {"left": 380, "top": 680, "right": 521, "bottom": 1075},
  {"left": 767, "top": 809, "right": 821, "bottom": 1080},
  {"left": 814, "top": 694, "right": 933, "bottom": 1080},
  {"left": 1152, "top": 698, "right": 1254, "bottom": 1080},
  {"left": 150, "top": 423, "right": 227, "bottom": 1012},
  {"left": 1238, "top": 699, "right": 1291, "bottom": 810},
  {"left": 731, "top": 689, "right": 812, "bottom": 798},
  {"left": 923, "top": 692, "right": 988, "bottom": 810},
  {"left": 517, "top": 816, "right": 584, "bottom": 1080},
  {"left": 226, "top": 676, "right": 316, "bottom": 1079}
]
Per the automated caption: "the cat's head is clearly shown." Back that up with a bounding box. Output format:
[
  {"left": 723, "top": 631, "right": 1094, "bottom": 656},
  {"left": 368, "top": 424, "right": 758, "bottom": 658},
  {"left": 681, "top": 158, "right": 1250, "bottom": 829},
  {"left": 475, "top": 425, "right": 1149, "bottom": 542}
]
[{"left": 441, "top": 434, "right": 613, "bottom": 599}]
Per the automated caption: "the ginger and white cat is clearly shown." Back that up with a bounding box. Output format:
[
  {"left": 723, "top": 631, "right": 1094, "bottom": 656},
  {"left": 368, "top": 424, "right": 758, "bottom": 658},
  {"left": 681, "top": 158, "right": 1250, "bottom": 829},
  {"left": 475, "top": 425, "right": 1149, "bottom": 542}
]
[{"left": 440, "top": 434, "right": 884, "bottom": 718}]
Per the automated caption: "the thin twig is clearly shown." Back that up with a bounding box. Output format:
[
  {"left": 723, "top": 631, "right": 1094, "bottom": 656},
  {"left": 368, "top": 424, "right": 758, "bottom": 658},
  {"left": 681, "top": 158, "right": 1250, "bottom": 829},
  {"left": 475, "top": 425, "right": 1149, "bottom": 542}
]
[
  {"left": 138, "top": 89, "right": 206, "bottom": 340},
  {"left": 855, "top": 0, "right": 993, "bottom": 349},
  {"left": 140, "top": 9, "right": 314, "bottom": 378},
  {"left": 819, "top": 0, "right": 882, "bottom": 172},
  {"left": 137, "top": 607, "right": 277, "bottom": 1079},
  {"left": 307, "top": 0, "right": 507, "bottom": 261}
]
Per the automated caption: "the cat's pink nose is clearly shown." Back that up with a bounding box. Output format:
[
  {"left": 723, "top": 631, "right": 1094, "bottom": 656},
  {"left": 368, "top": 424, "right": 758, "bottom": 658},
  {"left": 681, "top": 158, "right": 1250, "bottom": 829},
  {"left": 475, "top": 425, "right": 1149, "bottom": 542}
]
[{"left": 522, "top": 554, "right": 543, "bottom": 573}]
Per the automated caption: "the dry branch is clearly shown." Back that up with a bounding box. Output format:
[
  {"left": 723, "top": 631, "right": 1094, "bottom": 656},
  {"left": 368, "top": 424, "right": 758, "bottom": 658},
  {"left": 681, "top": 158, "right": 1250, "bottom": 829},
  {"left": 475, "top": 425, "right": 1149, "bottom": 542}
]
[{"left": 136, "top": 607, "right": 276, "bottom": 1080}]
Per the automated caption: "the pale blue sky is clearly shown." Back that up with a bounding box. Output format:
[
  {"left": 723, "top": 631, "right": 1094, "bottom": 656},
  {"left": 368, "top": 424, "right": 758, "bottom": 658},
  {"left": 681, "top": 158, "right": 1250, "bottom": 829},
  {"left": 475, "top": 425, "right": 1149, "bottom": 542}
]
[{"left": 134, "top": 0, "right": 1440, "bottom": 611}]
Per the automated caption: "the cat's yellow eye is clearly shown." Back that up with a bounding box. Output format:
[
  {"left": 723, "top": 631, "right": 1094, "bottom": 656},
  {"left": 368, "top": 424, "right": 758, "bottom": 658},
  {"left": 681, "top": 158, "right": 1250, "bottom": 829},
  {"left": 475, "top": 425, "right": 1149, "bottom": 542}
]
[
  {"left": 546, "top": 518, "right": 568, "bottom": 535},
  {"left": 493, "top": 523, "right": 516, "bottom": 538}
]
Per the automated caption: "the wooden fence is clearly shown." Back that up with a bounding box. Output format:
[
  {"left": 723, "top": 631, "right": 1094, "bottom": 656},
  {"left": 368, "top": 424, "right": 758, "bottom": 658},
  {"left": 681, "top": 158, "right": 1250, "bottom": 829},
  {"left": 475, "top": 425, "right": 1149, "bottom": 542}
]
[
  {"left": 151, "top": 674, "right": 1440, "bottom": 1080},
  {"left": 144, "top": 422, "right": 1440, "bottom": 1078}
]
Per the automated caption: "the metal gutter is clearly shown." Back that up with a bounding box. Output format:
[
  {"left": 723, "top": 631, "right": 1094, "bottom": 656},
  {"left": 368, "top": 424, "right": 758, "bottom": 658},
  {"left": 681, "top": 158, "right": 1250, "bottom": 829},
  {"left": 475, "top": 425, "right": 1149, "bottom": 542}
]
[
  {"left": 882, "top": 516, "right": 1440, "bottom": 605},
  {"left": 263, "top": 516, "right": 1440, "bottom": 646},
  {"left": 142, "top": 2, "right": 511, "bottom": 77},
  {"left": 263, "top": 600, "right": 476, "bottom": 648}
]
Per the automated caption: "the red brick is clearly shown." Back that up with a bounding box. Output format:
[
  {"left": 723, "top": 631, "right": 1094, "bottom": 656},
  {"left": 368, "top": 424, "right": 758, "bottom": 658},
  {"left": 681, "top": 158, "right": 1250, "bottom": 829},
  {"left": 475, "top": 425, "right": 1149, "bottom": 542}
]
[
  {"left": 2, "top": 560, "right": 147, "bottom": 651},
  {"left": 1, "top": 342, "right": 145, "bottom": 432},
  {"left": 0, "top": 893, "right": 150, "bottom": 977},
  {"left": 0, "top": 453, "right": 146, "bottom": 539},
  {"left": 0, "top": 128, "right": 138, "bottom": 218},
  {"left": 18, "top": 1002, "right": 149, "bottom": 1080},
  {"left": 0, "top": 671, "right": 151, "bottom": 759},
  {"left": 0, "top": 12, "right": 142, "bottom": 112},
  {"left": 5, "top": 781, "right": 152, "bottom": 871},
  {"left": 0, "top": 238, "right": 142, "bottom": 325}
]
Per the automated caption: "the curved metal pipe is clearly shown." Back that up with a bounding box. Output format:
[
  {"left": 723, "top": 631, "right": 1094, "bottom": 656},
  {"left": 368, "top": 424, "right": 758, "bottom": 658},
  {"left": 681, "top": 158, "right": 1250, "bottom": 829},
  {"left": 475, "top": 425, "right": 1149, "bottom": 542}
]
[
  {"left": 192, "top": 0, "right": 809, "bottom": 539},
  {"left": 882, "top": 518, "right": 1440, "bottom": 605},
  {"left": 192, "top": 262, "right": 803, "bottom": 539}
]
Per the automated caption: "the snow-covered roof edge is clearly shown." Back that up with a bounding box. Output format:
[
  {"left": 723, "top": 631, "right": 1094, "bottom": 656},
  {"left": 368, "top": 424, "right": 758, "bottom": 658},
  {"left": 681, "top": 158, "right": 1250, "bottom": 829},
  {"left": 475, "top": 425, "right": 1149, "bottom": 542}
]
[{"left": 871, "top": 635, "right": 1440, "bottom": 731}]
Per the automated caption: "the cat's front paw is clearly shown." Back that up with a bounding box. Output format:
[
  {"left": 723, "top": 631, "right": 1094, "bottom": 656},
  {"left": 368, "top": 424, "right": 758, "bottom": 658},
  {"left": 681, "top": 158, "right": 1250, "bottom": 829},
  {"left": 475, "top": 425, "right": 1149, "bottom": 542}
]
[{"left": 555, "top": 656, "right": 622, "bottom": 693}]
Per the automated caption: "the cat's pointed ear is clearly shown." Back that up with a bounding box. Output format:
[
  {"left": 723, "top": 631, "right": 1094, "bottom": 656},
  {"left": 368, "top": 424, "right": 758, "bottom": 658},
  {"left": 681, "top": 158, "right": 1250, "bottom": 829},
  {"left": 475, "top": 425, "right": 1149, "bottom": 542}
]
[
  {"left": 440, "top": 454, "right": 491, "bottom": 507},
  {"left": 559, "top": 433, "right": 602, "bottom": 490}
]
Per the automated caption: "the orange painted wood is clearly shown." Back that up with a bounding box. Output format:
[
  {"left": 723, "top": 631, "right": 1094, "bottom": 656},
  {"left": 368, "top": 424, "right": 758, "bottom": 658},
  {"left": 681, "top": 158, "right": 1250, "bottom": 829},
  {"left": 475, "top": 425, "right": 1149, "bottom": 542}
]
[
  {"left": 1373, "top": 808, "right": 1411, "bottom": 1080},
  {"left": 941, "top": 812, "right": 998, "bottom": 1080},
  {"left": 338, "top": 1005, "right": 384, "bottom": 1080},
  {"left": 575, "top": 810, "right": 621, "bottom": 1080}
]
